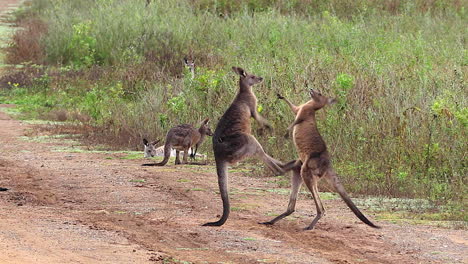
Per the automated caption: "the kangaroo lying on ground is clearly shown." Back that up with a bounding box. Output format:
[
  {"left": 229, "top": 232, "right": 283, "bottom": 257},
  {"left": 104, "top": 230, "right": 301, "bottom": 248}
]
[
  {"left": 143, "top": 138, "right": 207, "bottom": 161},
  {"left": 142, "top": 118, "right": 213, "bottom": 166},
  {"left": 260, "top": 90, "right": 379, "bottom": 230},
  {"left": 143, "top": 138, "right": 161, "bottom": 158},
  {"left": 203, "top": 67, "right": 287, "bottom": 227}
]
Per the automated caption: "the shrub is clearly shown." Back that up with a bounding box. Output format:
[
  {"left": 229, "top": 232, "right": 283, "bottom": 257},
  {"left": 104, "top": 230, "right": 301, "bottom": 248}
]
[{"left": 2, "top": 0, "right": 466, "bottom": 211}]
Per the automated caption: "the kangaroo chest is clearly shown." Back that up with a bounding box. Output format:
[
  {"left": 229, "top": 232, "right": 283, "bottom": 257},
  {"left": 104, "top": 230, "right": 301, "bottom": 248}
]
[{"left": 293, "top": 122, "right": 326, "bottom": 162}]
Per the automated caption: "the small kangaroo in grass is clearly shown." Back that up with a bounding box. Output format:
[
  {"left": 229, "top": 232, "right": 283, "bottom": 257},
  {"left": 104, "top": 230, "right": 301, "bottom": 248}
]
[
  {"left": 203, "top": 67, "right": 287, "bottom": 227},
  {"left": 260, "top": 90, "right": 379, "bottom": 230},
  {"left": 142, "top": 118, "right": 213, "bottom": 166},
  {"left": 184, "top": 57, "right": 195, "bottom": 80}
]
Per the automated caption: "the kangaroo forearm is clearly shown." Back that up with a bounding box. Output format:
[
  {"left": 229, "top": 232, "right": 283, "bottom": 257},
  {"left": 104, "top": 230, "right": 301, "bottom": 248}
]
[{"left": 252, "top": 111, "right": 270, "bottom": 128}]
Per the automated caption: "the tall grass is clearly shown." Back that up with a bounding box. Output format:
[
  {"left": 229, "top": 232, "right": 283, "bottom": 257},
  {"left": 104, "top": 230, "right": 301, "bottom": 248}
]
[{"left": 2, "top": 0, "right": 466, "bottom": 210}]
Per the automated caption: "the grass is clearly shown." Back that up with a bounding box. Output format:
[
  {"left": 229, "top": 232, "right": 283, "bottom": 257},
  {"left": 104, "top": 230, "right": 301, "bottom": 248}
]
[
  {"left": 129, "top": 179, "right": 146, "bottom": 183},
  {"left": 355, "top": 196, "right": 468, "bottom": 227},
  {"left": 175, "top": 248, "right": 209, "bottom": 251},
  {"left": 0, "top": 22, "right": 16, "bottom": 66},
  {"left": 120, "top": 153, "right": 144, "bottom": 160},
  {"left": 188, "top": 188, "right": 206, "bottom": 191},
  {"left": 176, "top": 178, "right": 191, "bottom": 183},
  {"left": 1, "top": 0, "right": 466, "bottom": 221}
]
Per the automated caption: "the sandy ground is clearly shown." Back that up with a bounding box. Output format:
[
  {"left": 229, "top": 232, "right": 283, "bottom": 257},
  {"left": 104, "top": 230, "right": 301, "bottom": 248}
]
[{"left": 1, "top": 106, "right": 467, "bottom": 264}]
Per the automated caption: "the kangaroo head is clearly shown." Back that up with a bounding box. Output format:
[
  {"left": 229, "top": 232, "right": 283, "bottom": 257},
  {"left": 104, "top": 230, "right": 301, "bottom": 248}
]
[
  {"left": 143, "top": 138, "right": 159, "bottom": 158},
  {"left": 184, "top": 57, "right": 195, "bottom": 71},
  {"left": 308, "top": 89, "right": 336, "bottom": 110},
  {"left": 232, "top": 67, "right": 263, "bottom": 87},
  {"left": 199, "top": 118, "right": 213, "bottom": 136}
]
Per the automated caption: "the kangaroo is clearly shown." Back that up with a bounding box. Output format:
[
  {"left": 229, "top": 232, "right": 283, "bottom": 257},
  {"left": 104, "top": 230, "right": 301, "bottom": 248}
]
[
  {"left": 143, "top": 138, "right": 161, "bottom": 158},
  {"left": 142, "top": 118, "right": 213, "bottom": 166},
  {"left": 184, "top": 57, "right": 195, "bottom": 80},
  {"left": 203, "top": 67, "right": 287, "bottom": 227},
  {"left": 260, "top": 90, "right": 379, "bottom": 230}
]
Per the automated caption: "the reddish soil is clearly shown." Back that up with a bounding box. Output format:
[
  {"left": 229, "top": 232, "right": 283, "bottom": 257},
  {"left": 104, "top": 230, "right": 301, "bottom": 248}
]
[{"left": 1, "top": 104, "right": 467, "bottom": 264}]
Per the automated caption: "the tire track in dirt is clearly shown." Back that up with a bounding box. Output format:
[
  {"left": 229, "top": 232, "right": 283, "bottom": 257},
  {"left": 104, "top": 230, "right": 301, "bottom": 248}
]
[{"left": 1, "top": 105, "right": 467, "bottom": 263}]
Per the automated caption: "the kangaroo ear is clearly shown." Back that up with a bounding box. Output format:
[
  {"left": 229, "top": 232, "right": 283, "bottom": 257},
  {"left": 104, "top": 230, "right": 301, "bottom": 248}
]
[
  {"left": 328, "top": 98, "right": 337, "bottom": 105},
  {"left": 232, "top": 67, "right": 247, "bottom": 77},
  {"left": 151, "top": 139, "right": 160, "bottom": 145},
  {"left": 308, "top": 89, "right": 315, "bottom": 97},
  {"left": 183, "top": 57, "right": 188, "bottom": 64},
  {"left": 143, "top": 138, "right": 149, "bottom": 146},
  {"left": 203, "top": 117, "right": 210, "bottom": 124}
]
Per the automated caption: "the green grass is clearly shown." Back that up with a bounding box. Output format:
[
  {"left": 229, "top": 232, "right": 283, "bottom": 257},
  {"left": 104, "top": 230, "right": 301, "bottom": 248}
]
[
  {"left": 0, "top": 22, "right": 16, "bottom": 66},
  {"left": 188, "top": 188, "right": 206, "bottom": 191},
  {"left": 177, "top": 179, "right": 191, "bottom": 183},
  {"left": 129, "top": 179, "right": 146, "bottom": 183},
  {"left": 19, "top": 134, "right": 80, "bottom": 145},
  {"left": 1, "top": 0, "right": 466, "bottom": 221},
  {"left": 355, "top": 196, "right": 468, "bottom": 227},
  {"left": 120, "top": 153, "right": 144, "bottom": 160}
]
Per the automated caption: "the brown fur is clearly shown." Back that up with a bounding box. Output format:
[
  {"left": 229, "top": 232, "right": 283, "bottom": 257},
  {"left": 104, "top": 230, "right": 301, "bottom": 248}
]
[
  {"left": 203, "top": 67, "right": 285, "bottom": 227},
  {"left": 261, "top": 90, "right": 379, "bottom": 230},
  {"left": 142, "top": 118, "right": 212, "bottom": 166}
]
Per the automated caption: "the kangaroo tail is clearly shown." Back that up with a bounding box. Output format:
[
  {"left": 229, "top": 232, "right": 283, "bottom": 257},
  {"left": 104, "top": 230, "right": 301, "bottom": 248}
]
[
  {"left": 328, "top": 172, "right": 380, "bottom": 228},
  {"left": 153, "top": 141, "right": 171, "bottom": 166},
  {"left": 203, "top": 160, "right": 230, "bottom": 226},
  {"left": 142, "top": 135, "right": 172, "bottom": 166}
]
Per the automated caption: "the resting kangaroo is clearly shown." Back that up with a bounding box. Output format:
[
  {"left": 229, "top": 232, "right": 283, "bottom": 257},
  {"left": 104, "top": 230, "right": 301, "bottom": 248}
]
[
  {"left": 142, "top": 118, "right": 213, "bottom": 166},
  {"left": 143, "top": 138, "right": 161, "bottom": 158},
  {"left": 261, "top": 90, "right": 379, "bottom": 230},
  {"left": 203, "top": 67, "right": 286, "bottom": 227}
]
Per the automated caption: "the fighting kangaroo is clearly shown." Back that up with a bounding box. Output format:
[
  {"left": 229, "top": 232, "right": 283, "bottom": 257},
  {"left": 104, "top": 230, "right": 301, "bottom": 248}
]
[
  {"left": 203, "top": 67, "right": 286, "bottom": 227},
  {"left": 142, "top": 118, "right": 213, "bottom": 166},
  {"left": 261, "top": 90, "right": 379, "bottom": 230}
]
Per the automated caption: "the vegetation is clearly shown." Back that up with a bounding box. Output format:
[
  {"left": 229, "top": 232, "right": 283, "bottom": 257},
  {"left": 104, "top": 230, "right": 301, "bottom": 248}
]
[{"left": 0, "top": 0, "right": 466, "bottom": 218}]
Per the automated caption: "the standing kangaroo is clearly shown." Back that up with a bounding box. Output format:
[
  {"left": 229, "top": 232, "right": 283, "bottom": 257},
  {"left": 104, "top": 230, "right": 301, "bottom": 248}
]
[
  {"left": 184, "top": 57, "right": 195, "bottom": 80},
  {"left": 142, "top": 118, "right": 213, "bottom": 166},
  {"left": 203, "top": 67, "right": 286, "bottom": 227},
  {"left": 261, "top": 90, "right": 379, "bottom": 230}
]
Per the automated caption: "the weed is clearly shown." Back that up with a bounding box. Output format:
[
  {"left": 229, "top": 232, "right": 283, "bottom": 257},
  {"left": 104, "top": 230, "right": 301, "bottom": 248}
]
[
  {"left": 189, "top": 188, "right": 205, "bottom": 191},
  {"left": 177, "top": 179, "right": 191, "bottom": 183},
  {"left": 129, "top": 179, "right": 146, "bottom": 183}
]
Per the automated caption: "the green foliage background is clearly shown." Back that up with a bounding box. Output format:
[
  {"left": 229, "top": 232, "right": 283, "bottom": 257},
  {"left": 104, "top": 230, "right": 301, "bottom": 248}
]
[{"left": 1, "top": 0, "right": 466, "bottom": 218}]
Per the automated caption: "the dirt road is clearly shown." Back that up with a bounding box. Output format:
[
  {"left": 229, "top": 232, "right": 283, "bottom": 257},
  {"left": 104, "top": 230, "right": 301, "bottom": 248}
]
[{"left": 0, "top": 105, "right": 467, "bottom": 264}]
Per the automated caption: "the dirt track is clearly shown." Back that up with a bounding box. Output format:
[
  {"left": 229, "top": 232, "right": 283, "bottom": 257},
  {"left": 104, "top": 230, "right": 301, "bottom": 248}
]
[{"left": 1, "top": 104, "right": 467, "bottom": 264}]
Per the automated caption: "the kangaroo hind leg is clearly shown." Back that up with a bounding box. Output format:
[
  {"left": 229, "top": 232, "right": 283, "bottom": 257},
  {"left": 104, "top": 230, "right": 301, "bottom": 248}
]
[
  {"left": 301, "top": 163, "right": 325, "bottom": 230},
  {"left": 246, "top": 135, "right": 285, "bottom": 175},
  {"left": 260, "top": 164, "right": 302, "bottom": 225},
  {"left": 324, "top": 169, "right": 380, "bottom": 228}
]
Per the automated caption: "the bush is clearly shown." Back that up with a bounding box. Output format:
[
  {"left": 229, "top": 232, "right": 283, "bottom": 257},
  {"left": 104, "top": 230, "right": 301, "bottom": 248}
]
[{"left": 2, "top": 0, "right": 466, "bottom": 210}]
